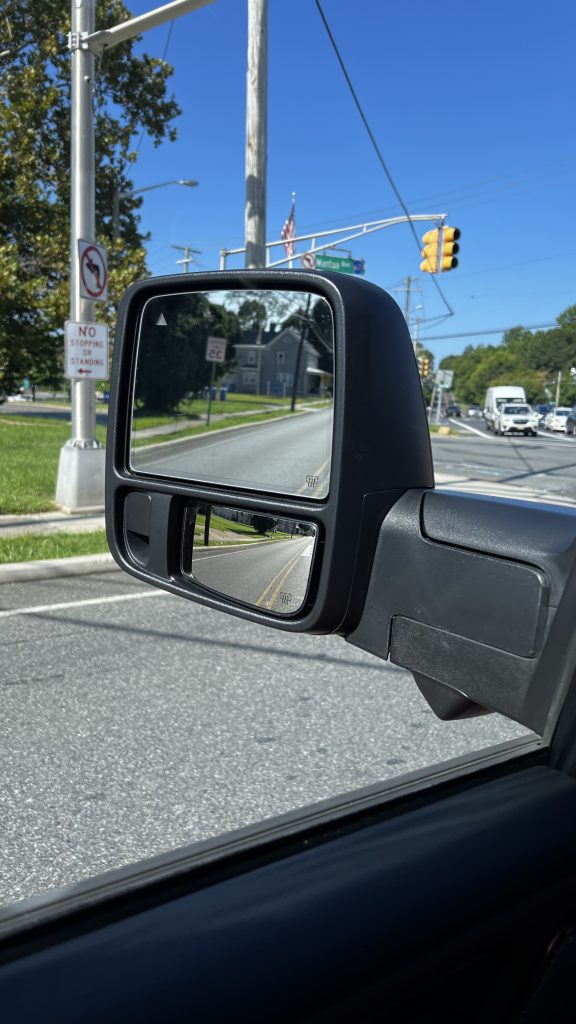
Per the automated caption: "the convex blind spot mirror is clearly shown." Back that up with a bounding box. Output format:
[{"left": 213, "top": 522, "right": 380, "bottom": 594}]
[
  {"left": 131, "top": 288, "right": 334, "bottom": 500},
  {"left": 107, "top": 270, "right": 434, "bottom": 633},
  {"left": 182, "top": 503, "right": 318, "bottom": 616}
]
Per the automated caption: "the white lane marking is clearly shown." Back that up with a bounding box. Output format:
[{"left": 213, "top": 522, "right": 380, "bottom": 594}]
[
  {"left": 439, "top": 420, "right": 576, "bottom": 450},
  {"left": 445, "top": 419, "right": 488, "bottom": 438},
  {"left": 0, "top": 589, "right": 168, "bottom": 619}
]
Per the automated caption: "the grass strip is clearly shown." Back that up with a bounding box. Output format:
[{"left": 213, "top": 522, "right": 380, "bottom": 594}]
[
  {"left": 133, "top": 408, "right": 308, "bottom": 448},
  {"left": 0, "top": 417, "right": 107, "bottom": 514},
  {"left": 0, "top": 529, "right": 110, "bottom": 564}
]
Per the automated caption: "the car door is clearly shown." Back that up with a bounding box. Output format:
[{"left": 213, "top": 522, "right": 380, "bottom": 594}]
[{"left": 3, "top": 270, "right": 576, "bottom": 1024}]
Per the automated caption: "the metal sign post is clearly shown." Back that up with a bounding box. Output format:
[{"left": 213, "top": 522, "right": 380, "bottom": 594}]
[
  {"left": 205, "top": 336, "right": 227, "bottom": 426},
  {"left": 56, "top": 0, "right": 214, "bottom": 512}
]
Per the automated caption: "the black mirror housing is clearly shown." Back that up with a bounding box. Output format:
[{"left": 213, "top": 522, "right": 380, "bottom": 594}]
[{"left": 106, "top": 270, "right": 433, "bottom": 634}]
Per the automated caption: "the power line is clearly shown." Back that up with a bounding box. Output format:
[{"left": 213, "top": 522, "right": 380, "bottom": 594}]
[
  {"left": 422, "top": 320, "right": 576, "bottom": 342},
  {"left": 135, "top": 20, "right": 174, "bottom": 156},
  {"left": 298, "top": 153, "right": 576, "bottom": 237},
  {"left": 314, "top": 0, "right": 453, "bottom": 317}
]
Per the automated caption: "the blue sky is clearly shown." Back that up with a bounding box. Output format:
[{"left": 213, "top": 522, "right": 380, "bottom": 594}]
[{"left": 122, "top": 0, "right": 576, "bottom": 365}]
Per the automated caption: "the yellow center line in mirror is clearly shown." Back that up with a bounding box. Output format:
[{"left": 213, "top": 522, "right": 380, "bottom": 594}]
[
  {"left": 296, "top": 456, "right": 331, "bottom": 496},
  {"left": 255, "top": 541, "right": 314, "bottom": 609}
]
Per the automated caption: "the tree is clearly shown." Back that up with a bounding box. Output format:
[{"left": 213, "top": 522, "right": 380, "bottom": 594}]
[
  {"left": 236, "top": 300, "right": 267, "bottom": 332},
  {"left": 134, "top": 294, "right": 241, "bottom": 415},
  {"left": 0, "top": 1, "right": 181, "bottom": 393},
  {"left": 252, "top": 514, "right": 275, "bottom": 536}
]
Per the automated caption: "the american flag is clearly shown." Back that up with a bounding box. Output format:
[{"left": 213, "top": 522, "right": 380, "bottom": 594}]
[{"left": 280, "top": 194, "right": 296, "bottom": 258}]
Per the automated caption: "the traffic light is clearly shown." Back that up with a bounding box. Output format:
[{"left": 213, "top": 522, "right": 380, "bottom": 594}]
[
  {"left": 439, "top": 226, "right": 461, "bottom": 272},
  {"left": 420, "top": 229, "right": 439, "bottom": 273},
  {"left": 421, "top": 355, "right": 430, "bottom": 377}
]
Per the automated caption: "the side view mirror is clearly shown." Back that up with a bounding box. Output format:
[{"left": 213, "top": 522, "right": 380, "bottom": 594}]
[
  {"left": 106, "top": 270, "right": 433, "bottom": 634},
  {"left": 106, "top": 269, "right": 576, "bottom": 733}
]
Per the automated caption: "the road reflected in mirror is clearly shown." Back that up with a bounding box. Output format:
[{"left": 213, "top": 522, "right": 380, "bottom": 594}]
[
  {"left": 184, "top": 504, "right": 318, "bottom": 616},
  {"left": 130, "top": 288, "right": 334, "bottom": 500}
]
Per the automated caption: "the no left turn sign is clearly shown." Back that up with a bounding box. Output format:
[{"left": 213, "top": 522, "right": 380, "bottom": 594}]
[{"left": 78, "top": 239, "right": 108, "bottom": 302}]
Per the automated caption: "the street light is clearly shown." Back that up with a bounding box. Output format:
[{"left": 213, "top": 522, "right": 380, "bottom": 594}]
[{"left": 112, "top": 178, "right": 199, "bottom": 243}]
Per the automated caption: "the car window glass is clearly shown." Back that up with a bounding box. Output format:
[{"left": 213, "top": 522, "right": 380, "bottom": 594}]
[{"left": 1, "top": 0, "right": 561, "bottom": 910}]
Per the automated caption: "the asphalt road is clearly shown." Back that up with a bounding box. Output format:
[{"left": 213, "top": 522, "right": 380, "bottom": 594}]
[
  {"left": 133, "top": 408, "right": 333, "bottom": 499},
  {"left": 0, "top": 402, "right": 108, "bottom": 425},
  {"left": 433, "top": 419, "right": 576, "bottom": 503},
  {"left": 193, "top": 535, "right": 315, "bottom": 613},
  {"left": 0, "top": 571, "right": 530, "bottom": 908}
]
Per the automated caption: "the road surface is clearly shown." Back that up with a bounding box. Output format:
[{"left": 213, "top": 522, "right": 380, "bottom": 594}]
[
  {"left": 193, "top": 535, "right": 315, "bottom": 613},
  {"left": 0, "top": 571, "right": 529, "bottom": 908},
  {"left": 133, "top": 408, "right": 333, "bottom": 499},
  {"left": 433, "top": 422, "right": 576, "bottom": 503}
]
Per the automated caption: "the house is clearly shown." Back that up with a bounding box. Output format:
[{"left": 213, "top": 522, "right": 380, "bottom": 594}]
[{"left": 230, "top": 326, "right": 322, "bottom": 397}]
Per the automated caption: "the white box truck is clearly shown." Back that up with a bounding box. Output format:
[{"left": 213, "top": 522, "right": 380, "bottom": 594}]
[{"left": 484, "top": 386, "right": 527, "bottom": 432}]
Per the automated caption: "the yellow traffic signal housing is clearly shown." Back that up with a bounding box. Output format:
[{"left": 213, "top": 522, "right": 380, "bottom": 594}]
[
  {"left": 420, "top": 229, "right": 439, "bottom": 273},
  {"left": 439, "top": 226, "right": 461, "bottom": 272},
  {"left": 421, "top": 356, "right": 430, "bottom": 377}
]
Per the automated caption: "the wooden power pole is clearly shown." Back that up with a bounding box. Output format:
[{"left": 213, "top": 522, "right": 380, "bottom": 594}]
[{"left": 245, "top": 0, "right": 268, "bottom": 269}]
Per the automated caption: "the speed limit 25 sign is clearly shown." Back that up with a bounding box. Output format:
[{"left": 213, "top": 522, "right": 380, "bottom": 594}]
[{"left": 205, "top": 337, "right": 227, "bottom": 363}]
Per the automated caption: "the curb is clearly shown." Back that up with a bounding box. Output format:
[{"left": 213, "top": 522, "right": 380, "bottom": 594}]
[{"left": 0, "top": 552, "right": 119, "bottom": 584}]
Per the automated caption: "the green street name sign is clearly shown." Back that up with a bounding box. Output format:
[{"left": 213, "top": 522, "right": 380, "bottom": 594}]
[{"left": 313, "top": 254, "right": 365, "bottom": 275}]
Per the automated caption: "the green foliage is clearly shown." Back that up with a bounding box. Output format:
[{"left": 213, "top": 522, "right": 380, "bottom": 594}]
[
  {"left": 442, "top": 302, "right": 576, "bottom": 406},
  {"left": 236, "top": 300, "right": 267, "bottom": 331},
  {"left": 134, "top": 294, "right": 241, "bottom": 414},
  {"left": 0, "top": 530, "right": 109, "bottom": 564},
  {"left": 0, "top": 415, "right": 107, "bottom": 513},
  {"left": 0, "top": 1, "right": 181, "bottom": 393},
  {"left": 252, "top": 514, "right": 276, "bottom": 536}
]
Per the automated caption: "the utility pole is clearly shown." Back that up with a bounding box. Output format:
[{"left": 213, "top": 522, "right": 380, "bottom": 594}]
[
  {"left": 56, "top": 0, "right": 213, "bottom": 513},
  {"left": 403, "top": 275, "right": 411, "bottom": 324},
  {"left": 245, "top": 0, "right": 268, "bottom": 270},
  {"left": 172, "top": 243, "right": 202, "bottom": 272},
  {"left": 556, "top": 370, "right": 562, "bottom": 407}
]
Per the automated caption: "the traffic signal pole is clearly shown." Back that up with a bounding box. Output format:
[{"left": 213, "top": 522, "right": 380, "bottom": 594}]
[{"left": 56, "top": 0, "right": 214, "bottom": 512}]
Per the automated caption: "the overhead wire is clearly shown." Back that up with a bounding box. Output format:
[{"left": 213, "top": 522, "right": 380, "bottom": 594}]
[
  {"left": 314, "top": 0, "right": 453, "bottom": 318},
  {"left": 135, "top": 20, "right": 174, "bottom": 156},
  {"left": 421, "top": 320, "right": 576, "bottom": 342}
]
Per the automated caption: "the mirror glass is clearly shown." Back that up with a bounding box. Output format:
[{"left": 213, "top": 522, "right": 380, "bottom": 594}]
[
  {"left": 183, "top": 504, "right": 318, "bottom": 616},
  {"left": 130, "top": 288, "right": 334, "bottom": 500}
]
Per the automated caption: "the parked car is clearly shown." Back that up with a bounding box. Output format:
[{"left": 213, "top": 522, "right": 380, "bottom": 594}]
[
  {"left": 492, "top": 403, "right": 537, "bottom": 437},
  {"left": 544, "top": 407, "right": 572, "bottom": 432}
]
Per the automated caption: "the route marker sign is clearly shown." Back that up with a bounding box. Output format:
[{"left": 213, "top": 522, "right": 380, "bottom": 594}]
[
  {"left": 313, "top": 253, "right": 365, "bottom": 275},
  {"left": 205, "top": 336, "right": 227, "bottom": 363},
  {"left": 65, "top": 320, "right": 109, "bottom": 380},
  {"left": 78, "top": 239, "right": 108, "bottom": 302}
]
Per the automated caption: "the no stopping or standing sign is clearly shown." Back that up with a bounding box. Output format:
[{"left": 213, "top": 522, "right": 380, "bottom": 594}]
[{"left": 65, "top": 321, "right": 109, "bottom": 380}]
